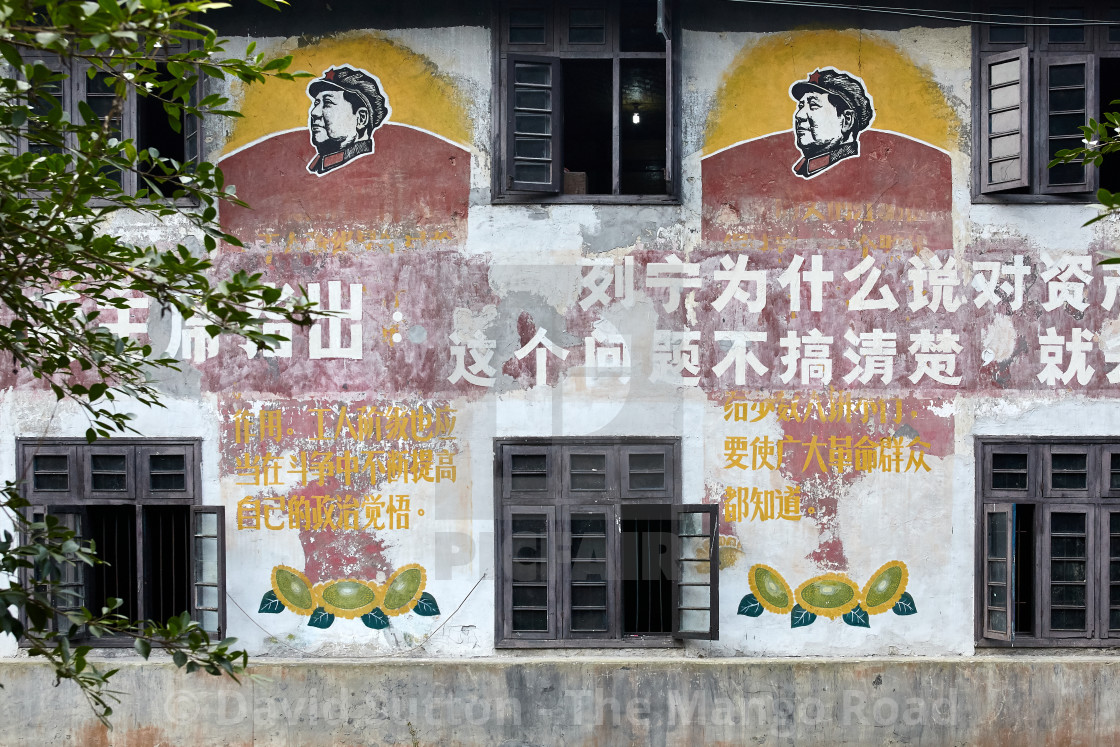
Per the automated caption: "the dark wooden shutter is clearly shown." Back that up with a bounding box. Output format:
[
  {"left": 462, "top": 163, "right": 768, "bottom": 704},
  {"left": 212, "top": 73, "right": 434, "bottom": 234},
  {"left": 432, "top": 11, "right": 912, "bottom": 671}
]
[
  {"left": 503, "top": 505, "right": 557, "bottom": 640},
  {"left": 191, "top": 506, "right": 225, "bottom": 637},
  {"left": 1041, "top": 504, "right": 1095, "bottom": 639},
  {"left": 1039, "top": 53, "right": 1096, "bottom": 193},
  {"left": 562, "top": 505, "right": 618, "bottom": 639},
  {"left": 982, "top": 503, "right": 1013, "bottom": 641},
  {"left": 980, "top": 48, "right": 1030, "bottom": 193},
  {"left": 671, "top": 504, "right": 718, "bottom": 640},
  {"left": 506, "top": 55, "right": 563, "bottom": 193}
]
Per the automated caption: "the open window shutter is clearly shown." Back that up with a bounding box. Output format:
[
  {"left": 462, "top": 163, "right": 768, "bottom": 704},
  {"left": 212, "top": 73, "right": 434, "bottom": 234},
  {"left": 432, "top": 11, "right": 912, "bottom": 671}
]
[
  {"left": 980, "top": 48, "right": 1030, "bottom": 193},
  {"left": 22, "top": 505, "right": 88, "bottom": 634},
  {"left": 982, "top": 503, "right": 1013, "bottom": 641},
  {"left": 506, "top": 55, "right": 563, "bottom": 193},
  {"left": 191, "top": 506, "right": 224, "bottom": 637},
  {"left": 1040, "top": 53, "right": 1096, "bottom": 194},
  {"left": 671, "top": 504, "right": 718, "bottom": 640}
]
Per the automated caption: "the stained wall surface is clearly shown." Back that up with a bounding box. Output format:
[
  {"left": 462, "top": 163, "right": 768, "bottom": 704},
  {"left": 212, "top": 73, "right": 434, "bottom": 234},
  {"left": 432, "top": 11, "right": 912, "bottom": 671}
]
[{"left": 3, "top": 2, "right": 1118, "bottom": 680}]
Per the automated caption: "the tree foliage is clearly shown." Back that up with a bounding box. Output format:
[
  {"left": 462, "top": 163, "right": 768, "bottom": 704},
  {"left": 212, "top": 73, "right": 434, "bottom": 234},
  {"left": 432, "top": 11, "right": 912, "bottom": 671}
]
[
  {"left": 1050, "top": 101, "right": 1120, "bottom": 240},
  {"left": 0, "top": 0, "right": 315, "bottom": 727}
]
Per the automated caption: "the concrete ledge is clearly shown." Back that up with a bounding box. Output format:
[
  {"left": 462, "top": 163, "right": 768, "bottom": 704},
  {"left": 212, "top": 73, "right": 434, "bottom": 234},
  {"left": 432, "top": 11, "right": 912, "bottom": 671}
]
[{"left": 2, "top": 656, "right": 1116, "bottom": 745}]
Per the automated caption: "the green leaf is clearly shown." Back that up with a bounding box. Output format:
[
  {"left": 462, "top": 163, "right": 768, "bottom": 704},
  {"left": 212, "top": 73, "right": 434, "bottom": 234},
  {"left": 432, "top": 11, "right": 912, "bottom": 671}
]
[
  {"left": 413, "top": 593, "right": 440, "bottom": 616},
  {"left": 892, "top": 593, "right": 918, "bottom": 616},
  {"left": 791, "top": 605, "right": 817, "bottom": 628},
  {"left": 133, "top": 639, "right": 152, "bottom": 659},
  {"left": 257, "top": 590, "right": 284, "bottom": 614},
  {"left": 361, "top": 608, "right": 390, "bottom": 630},
  {"left": 308, "top": 607, "right": 335, "bottom": 629},
  {"left": 737, "top": 594, "right": 764, "bottom": 617},
  {"left": 842, "top": 604, "right": 870, "bottom": 628}
]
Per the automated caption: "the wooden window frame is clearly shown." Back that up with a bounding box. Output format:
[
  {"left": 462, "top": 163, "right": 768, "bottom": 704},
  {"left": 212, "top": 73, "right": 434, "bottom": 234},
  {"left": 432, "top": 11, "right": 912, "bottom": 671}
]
[
  {"left": 975, "top": 437, "right": 1120, "bottom": 647},
  {"left": 492, "top": 0, "right": 679, "bottom": 204},
  {"left": 494, "top": 437, "right": 717, "bottom": 647},
  {"left": 972, "top": 3, "right": 1117, "bottom": 202},
  {"left": 16, "top": 51, "right": 203, "bottom": 203},
  {"left": 16, "top": 438, "right": 224, "bottom": 646}
]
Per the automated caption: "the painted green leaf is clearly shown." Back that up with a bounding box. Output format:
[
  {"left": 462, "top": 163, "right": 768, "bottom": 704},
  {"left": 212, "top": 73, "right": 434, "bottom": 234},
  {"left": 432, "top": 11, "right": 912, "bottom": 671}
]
[
  {"left": 738, "top": 594, "right": 764, "bottom": 617},
  {"left": 361, "top": 608, "right": 390, "bottom": 630},
  {"left": 791, "top": 604, "right": 817, "bottom": 628},
  {"left": 892, "top": 592, "right": 917, "bottom": 616},
  {"left": 308, "top": 607, "right": 335, "bottom": 629},
  {"left": 413, "top": 592, "right": 440, "bottom": 616},
  {"left": 258, "top": 590, "right": 285, "bottom": 614},
  {"left": 842, "top": 604, "right": 870, "bottom": 628}
]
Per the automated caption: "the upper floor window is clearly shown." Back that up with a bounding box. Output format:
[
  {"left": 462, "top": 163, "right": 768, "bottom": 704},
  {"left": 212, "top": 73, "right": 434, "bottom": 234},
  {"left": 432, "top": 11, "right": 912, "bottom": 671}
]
[
  {"left": 18, "top": 49, "right": 201, "bottom": 200},
  {"left": 975, "top": 3, "right": 1120, "bottom": 200},
  {"left": 494, "top": 0, "right": 675, "bottom": 202}
]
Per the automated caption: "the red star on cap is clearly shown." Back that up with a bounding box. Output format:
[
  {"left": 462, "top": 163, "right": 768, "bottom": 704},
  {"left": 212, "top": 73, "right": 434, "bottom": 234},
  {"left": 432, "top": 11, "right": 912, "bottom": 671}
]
[
  {"left": 324, "top": 68, "right": 336, "bottom": 81},
  {"left": 808, "top": 70, "right": 822, "bottom": 83}
]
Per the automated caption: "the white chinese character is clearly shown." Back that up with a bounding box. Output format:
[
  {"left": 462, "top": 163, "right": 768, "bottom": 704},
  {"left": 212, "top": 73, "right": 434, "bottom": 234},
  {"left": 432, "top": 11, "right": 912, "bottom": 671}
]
[
  {"left": 1101, "top": 267, "right": 1120, "bottom": 311},
  {"left": 97, "top": 290, "right": 149, "bottom": 340},
  {"left": 579, "top": 256, "right": 635, "bottom": 309},
  {"left": 712, "top": 330, "right": 768, "bottom": 385},
  {"left": 778, "top": 254, "right": 833, "bottom": 312},
  {"left": 515, "top": 327, "right": 570, "bottom": 387},
  {"left": 842, "top": 328, "right": 898, "bottom": 384},
  {"left": 1036, "top": 326, "right": 1094, "bottom": 386},
  {"left": 1040, "top": 254, "right": 1091, "bottom": 312},
  {"left": 711, "top": 254, "right": 766, "bottom": 313},
  {"left": 778, "top": 328, "right": 832, "bottom": 384},
  {"left": 163, "top": 306, "right": 218, "bottom": 364},
  {"left": 308, "top": 281, "right": 363, "bottom": 360},
  {"left": 241, "top": 283, "right": 294, "bottom": 359},
  {"left": 971, "top": 256, "right": 1030, "bottom": 311},
  {"left": 583, "top": 321, "right": 631, "bottom": 385},
  {"left": 844, "top": 256, "right": 899, "bottom": 311},
  {"left": 646, "top": 255, "right": 700, "bottom": 312},
  {"left": 908, "top": 254, "right": 962, "bottom": 312},
  {"left": 447, "top": 331, "right": 496, "bottom": 387},
  {"left": 651, "top": 329, "right": 701, "bottom": 385},
  {"left": 908, "top": 328, "right": 962, "bottom": 385}
]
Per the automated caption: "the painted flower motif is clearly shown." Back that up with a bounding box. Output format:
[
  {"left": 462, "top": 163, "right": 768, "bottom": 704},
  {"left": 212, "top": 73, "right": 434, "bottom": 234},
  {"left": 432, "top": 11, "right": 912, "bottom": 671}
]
[
  {"left": 382, "top": 564, "right": 428, "bottom": 616},
  {"left": 748, "top": 564, "right": 794, "bottom": 614},
  {"left": 861, "top": 560, "right": 909, "bottom": 615},
  {"left": 270, "top": 565, "right": 317, "bottom": 615},
  {"left": 313, "top": 579, "right": 381, "bottom": 619},
  {"left": 795, "top": 573, "right": 860, "bottom": 619}
]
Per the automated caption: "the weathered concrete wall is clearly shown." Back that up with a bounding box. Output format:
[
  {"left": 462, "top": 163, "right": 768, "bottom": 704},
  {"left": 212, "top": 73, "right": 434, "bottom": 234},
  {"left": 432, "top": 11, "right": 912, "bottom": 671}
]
[{"left": 1, "top": 657, "right": 1117, "bottom": 746}]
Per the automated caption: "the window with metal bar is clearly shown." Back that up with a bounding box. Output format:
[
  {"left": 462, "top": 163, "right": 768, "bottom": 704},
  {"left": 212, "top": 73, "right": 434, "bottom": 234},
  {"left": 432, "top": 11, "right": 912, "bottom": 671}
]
[
  {"left": 18, "top": 439, "right": 225, "bottom": 644},
  {"left": 977, "top": 438, "right": 1120, "bottom": 645},
  {"left": 496, "top": 438, "right": 716, "bottom": 646}
]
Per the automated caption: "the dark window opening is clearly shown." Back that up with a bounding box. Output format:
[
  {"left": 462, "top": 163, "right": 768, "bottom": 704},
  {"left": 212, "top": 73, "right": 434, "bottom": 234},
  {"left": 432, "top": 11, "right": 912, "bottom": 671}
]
[
  {"left": 1100, "top": 58, "right": 1120, "bottom": 193},
  {"left": 561, "top": 58, "right": 612, "bottom": 194},
  {"left": 1048, "top": 6, "right": 1085, "bottom": 44},
  {"left": 1013, "top": 503, "right": 1036, "bottom": 636},
  {"left": 89, "top": 506, "right": 137, "bottom": 622},
  {"left": 144, "top": 506, "right": 191, "bottom": 624},
  {"left": 620, "top": 59, "right": 666, "bottom": 195},
  {"left": 137, "top": 65, "right": 191, "bottom": 194},
  {"left": 621, "top": 504, "right": 671, "bottom": 635}
]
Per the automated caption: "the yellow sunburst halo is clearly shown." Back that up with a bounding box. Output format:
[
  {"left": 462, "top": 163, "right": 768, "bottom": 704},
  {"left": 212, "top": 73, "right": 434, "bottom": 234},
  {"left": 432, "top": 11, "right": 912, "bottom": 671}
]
[
  {"left": 313, "top": 578, "right": 382, "bottom": 619},
  {"left": 271, "top": 565, "right": 317, "bottom": 616},
  {"left": 795, "top": 573, "right": 861, "bottom": 619},
  {"left": 861, "top": 560, "right": 909, "bottom": 615},
  {"left": 748, "top": 563, "right": 794, "bottom": 614}
]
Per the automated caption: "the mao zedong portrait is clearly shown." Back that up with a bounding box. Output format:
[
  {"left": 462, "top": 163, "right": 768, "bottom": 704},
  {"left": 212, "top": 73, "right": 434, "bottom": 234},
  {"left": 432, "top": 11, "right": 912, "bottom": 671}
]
[
  {"left": 306, "top": 65, "right": 391, "bottom": 176},
  {"left": 789, "top": 68, "right": 874, "bottom": 179}
]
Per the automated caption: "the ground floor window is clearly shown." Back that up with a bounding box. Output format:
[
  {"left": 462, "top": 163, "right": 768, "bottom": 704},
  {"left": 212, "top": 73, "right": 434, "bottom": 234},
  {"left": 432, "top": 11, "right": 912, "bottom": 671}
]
[
  {"left": 978, "top": 438, "right": 1120, "bottom": 645},
  {"left": 495, "top": 438, "right": 717, "bottom": 647},
  {"left": 18, "top": 439, "right": 224, "bottom": 641}
]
